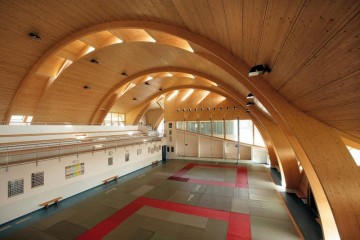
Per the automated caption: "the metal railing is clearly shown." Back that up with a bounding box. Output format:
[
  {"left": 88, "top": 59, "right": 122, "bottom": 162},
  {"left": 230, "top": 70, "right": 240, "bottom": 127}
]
[{"left": 0, "top": 134, "right": 162, "bottom": 168}]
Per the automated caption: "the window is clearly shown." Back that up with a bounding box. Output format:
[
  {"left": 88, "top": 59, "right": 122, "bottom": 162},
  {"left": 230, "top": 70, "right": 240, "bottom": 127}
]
[
  {"left": 187, "top": 121, "right": 198, "bottom": 133},
  {"left": 176, "top": 121, "right": 186, "bottom": 130},
  {"left": 225, "top": 120, "right": 238, "bottom": 141},
  {"left": 254, "top": 125, "right": 265, "bottom": 147},
  {"left": 240, "top": 120, "right": 253, "bottom": 144},
  {"left": 347, "top": 146, "right": 360, "bottom": 166},
  {"left": 200, "top": 121, "right": 211, "bottom": 136},
  {"left": 125, "top": 151, "right": 130, "bottom": 161},
  {"left": 213, "top": 120, "right": 224, "bottom": 138},
  {"left": 103, "top": 112, "right": 125, "bottom": 126},
  {"left": 108, "top": 157, "right": 113, "bottom": 166},
  {"left": 10, "top": 115, "right": 33, "bottom": 125},
  {"left": 31, "top": 172, "right": 44, "bottom": 188}
]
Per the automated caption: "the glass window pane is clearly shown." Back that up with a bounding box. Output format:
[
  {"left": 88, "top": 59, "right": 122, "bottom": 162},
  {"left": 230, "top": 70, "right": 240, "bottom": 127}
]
[
  {"left": 187, "top": 121, "right": 198, "bottom": 133},
  {"left": 254, "top": 125, "right": 265, "bottom": 147},
  {"left": 225, "top": 120, "right": 238, "bottom": 141},
  {"left": 200, "top": 121, "right": 211, "bottom": 136},
  {"left": 240, "top": 120, "right": 253, "bottom": 144},
  {"left": 213, "top": 120, "right": 224, "bottom": 138},
  {"left": 176, "top": 121, "right": 186, "bottom": 130},
  {"left": 26, "top": 116, "right": 33, "bottom": 123},
  {"left": 10, "top": 115, "right": 24, "bottom": 122}
]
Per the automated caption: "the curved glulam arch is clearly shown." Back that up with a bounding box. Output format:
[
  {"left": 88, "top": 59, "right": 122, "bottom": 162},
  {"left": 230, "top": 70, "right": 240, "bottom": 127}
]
[
  {"left": 90, "top": 67, "right": 241, "bottom": 124},
  {"left": 7, "top": 21, "right": 359, "bottom": 238}
]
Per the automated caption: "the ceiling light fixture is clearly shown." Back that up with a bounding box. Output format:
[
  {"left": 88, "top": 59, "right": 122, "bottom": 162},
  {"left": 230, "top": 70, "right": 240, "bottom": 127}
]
[
  {"left": 159, "top": 88, "right": 163, "bottom": 91},
  {"left": 28, "top": 32, "right": 41, "bottom": 40},
  {"left": 90, "top": 58, "right": 99, "bottom": 64},
  {"left": 247, "top": 93, "right": 254, "bottom": 99},
  {"left": 83, "top": 85, "right": 91, "bottom": 90},
  {"left": 121, "top": 72, "right": 128, "bottom": 76},
  {"left": 133, "top": 97, "right": 137, "bottom": 100},
  {"left": 145, "top": 82, "right": 150, "bottom": 85},
  {"left": 248, "top": 65, "right": 271, "bottom": 77},
  {"left": 246, "top": 102, "right": 255, "bottom": 107}
]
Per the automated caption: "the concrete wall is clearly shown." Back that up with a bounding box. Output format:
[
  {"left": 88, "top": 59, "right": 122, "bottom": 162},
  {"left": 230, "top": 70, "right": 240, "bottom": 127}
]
[{"left": 0, "top": 140, "right": 162, "bottom": 225}]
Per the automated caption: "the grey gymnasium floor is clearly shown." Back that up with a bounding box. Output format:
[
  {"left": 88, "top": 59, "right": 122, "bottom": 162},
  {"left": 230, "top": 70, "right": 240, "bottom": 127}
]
[{"left": 3, "top": 160, "right": 301, "bottom": 240}]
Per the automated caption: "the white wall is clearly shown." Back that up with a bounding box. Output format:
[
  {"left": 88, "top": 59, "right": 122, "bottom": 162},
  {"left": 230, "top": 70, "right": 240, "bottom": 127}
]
[
  {"left": 251, "top": 146, "right": 268, "bottom": 164},
  {"left": 0, "top": 140, "right": 162, "bottom": 225}
]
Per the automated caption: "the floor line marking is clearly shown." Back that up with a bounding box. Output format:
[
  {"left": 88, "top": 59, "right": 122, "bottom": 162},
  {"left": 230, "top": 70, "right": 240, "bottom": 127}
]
[
  {"left": 0, "top": 225, "right": 12, "bottom": 232},
  {"left": 105, "top": 188, "right": 117, "bottom": 194},
  {"left": 15, "top": 216, "right": 31, "bottom": 224},
  {"left": 77, "top": 196, "right": 251, "bottom": 240}
]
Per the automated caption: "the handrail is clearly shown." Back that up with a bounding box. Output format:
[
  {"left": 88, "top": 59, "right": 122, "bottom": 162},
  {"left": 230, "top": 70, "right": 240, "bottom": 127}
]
[{"left": 0, "top": 135, "right": 162, "bottom": 168}]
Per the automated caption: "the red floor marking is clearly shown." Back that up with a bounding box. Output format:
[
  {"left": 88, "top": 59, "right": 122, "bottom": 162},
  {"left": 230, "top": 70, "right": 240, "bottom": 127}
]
[
  {"left": 168, "top": 163, "right": 249, "bottom": 189},
  {"left": 227, "top": 212, "right": 251, "bottom": 240},
  {"left": 135, "top": 196, "right": 230, "bottom": 221},
  {"left": 77, "top": 202, "right": 142, "bottom": 240},
  {"left": 77, "top": 196, "right": 251, "bottom": 240},
  {"left": 235, "top": 168, "right": 249, "bottom": 188}
]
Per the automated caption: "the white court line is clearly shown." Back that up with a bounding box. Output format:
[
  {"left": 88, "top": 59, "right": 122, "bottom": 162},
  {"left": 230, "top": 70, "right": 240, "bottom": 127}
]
[
  {"left": 95, "top": 187, "right": 101, "bottom": 191},
  {"left": 195, "top": 185, "right": 201, "bottom": 191},
  {"left": 137, "top": 174, "right": 146, "bottom": 179},
  {"left": 0, "top": 225, "right": 11, "bottom": 232},
  {"left": 187, "top": 194, "right": 194, "bottom": 202},
  {"left": 16, "top": 216, "right": 31, "bottom": 224},
  {"left": 105, "top": 188, "right": 117, "bottom": 194}
]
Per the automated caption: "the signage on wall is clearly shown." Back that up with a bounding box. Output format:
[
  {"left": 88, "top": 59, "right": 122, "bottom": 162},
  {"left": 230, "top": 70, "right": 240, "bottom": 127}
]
[{"left": 65, "top": 163, "right": 84, "bottom": 179}]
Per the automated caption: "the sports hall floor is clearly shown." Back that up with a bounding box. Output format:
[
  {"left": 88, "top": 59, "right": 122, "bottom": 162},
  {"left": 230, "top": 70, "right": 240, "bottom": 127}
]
[{"left": 1, "top": 159, "right": 320, "bottom": 240}]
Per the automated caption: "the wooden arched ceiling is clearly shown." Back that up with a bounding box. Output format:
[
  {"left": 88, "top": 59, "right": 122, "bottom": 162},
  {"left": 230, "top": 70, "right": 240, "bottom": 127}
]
[
  {"left": 1, "top": 2, "right": 360, "bottom": 238},
  {"left": 0, "top": 0, "right": 359, "bottom": 138},
  {"left": 31, "top": 42, "right": 242, "bottom": 123}
]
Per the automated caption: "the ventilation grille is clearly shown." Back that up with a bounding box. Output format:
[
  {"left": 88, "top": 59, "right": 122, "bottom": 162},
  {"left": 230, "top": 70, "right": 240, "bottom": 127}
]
[
  {"left": 31, "top": 171, "right": 44, "bottom": 188},
  {"left": 8, "top": 179, "right": 24, "bottom": 197}
]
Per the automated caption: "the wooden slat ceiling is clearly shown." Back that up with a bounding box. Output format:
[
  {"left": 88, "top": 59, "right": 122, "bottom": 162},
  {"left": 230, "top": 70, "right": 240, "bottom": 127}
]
[{"left": 0, "top": 0, "right": 359, "bottom": 138}]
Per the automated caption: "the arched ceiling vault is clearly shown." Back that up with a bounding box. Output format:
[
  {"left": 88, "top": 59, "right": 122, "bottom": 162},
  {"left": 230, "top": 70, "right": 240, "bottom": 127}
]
[
  {"left": 1, "top": 3, "right": 360, "bottom": 238},
  {"left": 90, "top": 67, "right": 255, "bottom": 124}
]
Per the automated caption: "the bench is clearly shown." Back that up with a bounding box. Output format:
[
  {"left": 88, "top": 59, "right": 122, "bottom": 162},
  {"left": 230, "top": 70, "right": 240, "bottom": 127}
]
[
  {"left": 39, "top": 197, "right": 62, "bottom": 208},
  {"left": 151, "top": 160, "right": 159, "bottom": 166},
  {"left": 102, "top": 175, "right": 118, "bottom": 184}
]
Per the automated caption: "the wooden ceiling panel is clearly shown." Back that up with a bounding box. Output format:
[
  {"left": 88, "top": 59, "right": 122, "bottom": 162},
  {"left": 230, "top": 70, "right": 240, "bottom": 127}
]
[
  {"left": 306, "top": 100, "right": 360, "bottom": 119},
  {"left": 256, "top": 0, "right": 304, "bottom": 67},
  {"left": 222, "top": 0, "right": 243, "bottom": 56},
  {"left": 267, "top": 0, "right": 360, "bottom": 90},
  {"left": 242, "top": 0, "right": 268, "bottom": 66},
  {"left": 0, "top": 0, "right": 359, "bottom": 140},
  {"left": 292, "top": 71, "right": 360, "bottom": 112},
  {"left": 14, "top": 75, "right": 49, "bottom": 115},
  {"left": 279, "top": 14, "right": 360, "bottom": 100}
]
